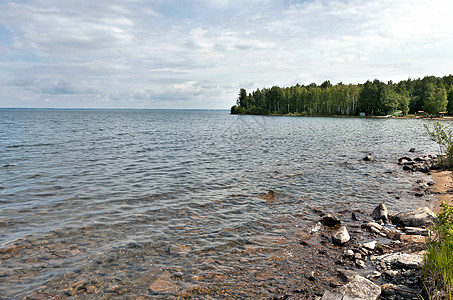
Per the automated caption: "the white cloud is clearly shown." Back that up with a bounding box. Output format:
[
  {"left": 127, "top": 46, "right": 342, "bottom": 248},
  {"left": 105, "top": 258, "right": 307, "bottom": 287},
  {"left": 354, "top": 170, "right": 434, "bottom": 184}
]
[{"left": 1, "top": 0, "right": 453, "bottom": 108}]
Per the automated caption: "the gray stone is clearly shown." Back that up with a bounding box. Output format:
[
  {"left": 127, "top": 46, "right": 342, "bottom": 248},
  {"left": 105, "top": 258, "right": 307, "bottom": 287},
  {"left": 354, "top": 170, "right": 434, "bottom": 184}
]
[
  {"left": 332, "top": 226, "right": 350, "bottom": 245},
  {"left": 363, "top": 241, "right": 377, "bottom": 250},
  {"left": 321, "top": 291, "right": 344, "bottom": 300},
  {"left": 370, "top": 203, "right": 389, "bottom": 222},
  {"left": 393, "top": 207, "right": 436, "bottom": 227},
  {"left": 335, "top": 275, "right": 381, "bottom": 300},
  {"left": 376, "top": 252, "right": 424, "bottom": 269}
]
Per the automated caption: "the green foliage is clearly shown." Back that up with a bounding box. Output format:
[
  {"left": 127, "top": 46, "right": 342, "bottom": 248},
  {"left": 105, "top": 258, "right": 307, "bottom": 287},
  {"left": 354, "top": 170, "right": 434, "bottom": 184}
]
[
  {"left": 423, "top": 202, "right": 453, "bottom": 299},
  {"left": 424, "top": 122, "right": 453, "bottom": 169},
  {"left": 446, "top": 86, "right": 453, "bottom": 114},
  {"left": 423, "top": 84, "right": 448, "bottom": 114},
  {"left": 232, "top": 74, "right": 453, "bottom": 117}
]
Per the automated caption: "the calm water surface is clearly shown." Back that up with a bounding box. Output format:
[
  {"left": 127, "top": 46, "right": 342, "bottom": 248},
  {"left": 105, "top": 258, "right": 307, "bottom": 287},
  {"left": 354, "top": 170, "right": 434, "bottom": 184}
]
[{"left": 0, "top": 110, "right": 440, "bottom": 298}]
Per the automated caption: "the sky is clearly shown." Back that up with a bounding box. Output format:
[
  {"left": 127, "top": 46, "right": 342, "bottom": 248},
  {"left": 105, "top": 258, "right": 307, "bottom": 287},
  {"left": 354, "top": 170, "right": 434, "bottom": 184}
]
[{"left": 1, "top": 0, "right": 453, "bottom": 109}]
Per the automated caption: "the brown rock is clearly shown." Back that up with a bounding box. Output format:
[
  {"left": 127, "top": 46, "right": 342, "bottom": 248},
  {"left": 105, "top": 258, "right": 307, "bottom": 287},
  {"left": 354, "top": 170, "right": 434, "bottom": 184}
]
[{"left": 260, "top": 190, "right": 276, "bottom": 201}]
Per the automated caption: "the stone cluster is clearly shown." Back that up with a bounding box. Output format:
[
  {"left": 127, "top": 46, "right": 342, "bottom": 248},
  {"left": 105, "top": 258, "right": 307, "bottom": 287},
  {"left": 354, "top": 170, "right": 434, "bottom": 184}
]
[{"left": 319, "top": 203, "right": 436, "bottom": 300}]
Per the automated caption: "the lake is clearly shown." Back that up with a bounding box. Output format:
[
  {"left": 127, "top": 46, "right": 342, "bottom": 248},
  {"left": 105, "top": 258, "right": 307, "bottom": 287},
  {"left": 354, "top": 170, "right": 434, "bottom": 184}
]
[{"left": 0, "top": 110, "right": 439, "bottom": 298}]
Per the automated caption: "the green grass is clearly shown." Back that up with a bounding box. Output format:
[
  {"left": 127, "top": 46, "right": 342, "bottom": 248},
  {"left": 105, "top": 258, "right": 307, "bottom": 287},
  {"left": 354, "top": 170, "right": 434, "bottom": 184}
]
[{"left": 422, "top": 202, "right": 453, "bottom": 299}]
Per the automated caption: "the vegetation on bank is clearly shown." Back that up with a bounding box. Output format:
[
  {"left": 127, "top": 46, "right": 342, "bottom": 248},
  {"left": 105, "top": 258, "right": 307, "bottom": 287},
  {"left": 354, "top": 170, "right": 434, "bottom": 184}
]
[
  {"left": 425, "top": 122, "right": 453, "bottom": 170},
  {"left": 231, "top": 75, "right": 453, "bottom": 116},
  {"left": 423, "top": 122, "right": 453, "bottom": 299},
  {"left": 423, "top": 202, "right": 453, "bottom": 299}
]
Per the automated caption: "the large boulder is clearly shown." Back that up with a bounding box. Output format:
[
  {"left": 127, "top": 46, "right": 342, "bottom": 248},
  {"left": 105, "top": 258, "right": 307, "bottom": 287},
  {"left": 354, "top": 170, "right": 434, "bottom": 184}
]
[
  {"left": 335, "top": 275, "right": 381, "bottom": 300},
  {"left": 392, "top": 207, "right": 436, "bottom": 227},
  {"left": 370, "top": 203, "right": 389, "bottom": 223},
  {"left": 332, "top": 226, "right": 350, "bottom": 245}
]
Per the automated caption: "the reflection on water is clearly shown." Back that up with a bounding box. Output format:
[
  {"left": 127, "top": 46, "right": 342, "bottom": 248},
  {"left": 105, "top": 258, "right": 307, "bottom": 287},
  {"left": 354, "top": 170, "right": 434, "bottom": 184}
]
[{"left": 0, "top": 110, "right": 439, "bottom": 298}]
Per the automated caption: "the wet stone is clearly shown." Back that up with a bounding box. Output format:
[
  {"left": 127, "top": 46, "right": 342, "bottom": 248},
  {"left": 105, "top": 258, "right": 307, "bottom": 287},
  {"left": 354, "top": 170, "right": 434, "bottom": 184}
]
[
  {"left": 370, "top": 203, "right": 388, "bottom": 223},
  {"left": 321, "top": 214, "right": 341, "bottom": 227}
]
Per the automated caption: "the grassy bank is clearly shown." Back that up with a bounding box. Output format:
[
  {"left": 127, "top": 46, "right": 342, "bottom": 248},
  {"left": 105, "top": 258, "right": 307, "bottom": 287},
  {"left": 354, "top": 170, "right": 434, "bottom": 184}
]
[{"left": 422, "top": 202, "right": 453, "bottom": 299}]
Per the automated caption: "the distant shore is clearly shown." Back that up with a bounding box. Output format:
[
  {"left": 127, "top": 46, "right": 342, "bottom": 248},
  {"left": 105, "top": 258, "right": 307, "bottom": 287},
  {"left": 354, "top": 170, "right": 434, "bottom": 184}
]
[{"left": 233, "top": 112, "right": 453, "bottom": 121}]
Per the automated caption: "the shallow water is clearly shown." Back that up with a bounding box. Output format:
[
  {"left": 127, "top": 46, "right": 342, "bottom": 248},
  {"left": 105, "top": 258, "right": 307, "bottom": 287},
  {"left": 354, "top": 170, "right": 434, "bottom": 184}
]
[{"left": 0, "top": 110, "right": 440, "bottom": 298}]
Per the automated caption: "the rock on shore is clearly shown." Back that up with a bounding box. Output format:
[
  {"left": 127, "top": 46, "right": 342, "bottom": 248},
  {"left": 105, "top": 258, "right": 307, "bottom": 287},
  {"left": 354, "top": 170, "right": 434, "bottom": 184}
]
[
  {"left": 332, "top": 226, "right": 350, "bottom": 245},
  {"left": 392, "top": 207, "right": 437, "bottom": 227}
]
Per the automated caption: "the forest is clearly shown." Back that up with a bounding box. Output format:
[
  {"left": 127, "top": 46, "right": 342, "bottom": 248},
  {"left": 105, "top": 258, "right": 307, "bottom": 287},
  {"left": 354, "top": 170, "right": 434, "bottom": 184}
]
[{"left": 231, "top": 75, "right": 453, "bottom": 116}]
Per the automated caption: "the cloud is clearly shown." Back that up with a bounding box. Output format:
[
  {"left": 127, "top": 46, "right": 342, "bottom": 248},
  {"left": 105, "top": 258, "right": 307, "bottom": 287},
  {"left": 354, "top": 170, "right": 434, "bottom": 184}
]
[{"left": 1, "top": 0, "right": 453, "bottom": 108}]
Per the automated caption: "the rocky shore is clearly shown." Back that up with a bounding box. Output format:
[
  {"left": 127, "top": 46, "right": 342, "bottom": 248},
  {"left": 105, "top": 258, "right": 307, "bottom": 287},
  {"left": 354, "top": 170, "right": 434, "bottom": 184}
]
[
  {"left": 18, "top": 153, "right": 451, "bottom": 299},
  {"left": 313, "top": 153, "right": 449, "bottom": 300}
]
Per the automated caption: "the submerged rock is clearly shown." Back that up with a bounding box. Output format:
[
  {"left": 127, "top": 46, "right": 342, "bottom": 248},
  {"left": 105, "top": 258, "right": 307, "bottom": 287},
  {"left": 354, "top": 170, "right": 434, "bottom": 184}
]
[
  {"left": 370, "top": 203, "right": 389, "bottom": 223},
  {"left": 392, "top": 207, "right": 436, "bottom": 227},
  {"left": 149, "top": 271, "right": 177, "bottom": 293},
  {"left": 332, "top": 226, "right": 350, "bottom": 245},
  {"left": 169, "top": 244, "right": 191, "bottom": 255}
]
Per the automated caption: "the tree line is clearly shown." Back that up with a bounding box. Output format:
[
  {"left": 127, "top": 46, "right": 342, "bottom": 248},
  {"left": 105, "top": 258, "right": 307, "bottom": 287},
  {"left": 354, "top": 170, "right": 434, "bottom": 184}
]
[{"left": 231, "top": 75, "right": 453, "bottom": 116}]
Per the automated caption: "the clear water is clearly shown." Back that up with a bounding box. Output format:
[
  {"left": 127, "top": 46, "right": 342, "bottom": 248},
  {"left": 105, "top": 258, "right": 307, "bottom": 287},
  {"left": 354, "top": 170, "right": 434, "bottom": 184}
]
[{"left": 0, "top": 110, "right": 440, "bottom": 298}]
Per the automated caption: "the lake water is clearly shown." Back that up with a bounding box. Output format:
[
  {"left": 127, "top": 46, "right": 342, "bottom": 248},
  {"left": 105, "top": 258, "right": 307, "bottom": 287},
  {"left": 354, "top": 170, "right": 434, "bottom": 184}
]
[{"left": 0, "top": 110, "right": 440, "bottom": 298}]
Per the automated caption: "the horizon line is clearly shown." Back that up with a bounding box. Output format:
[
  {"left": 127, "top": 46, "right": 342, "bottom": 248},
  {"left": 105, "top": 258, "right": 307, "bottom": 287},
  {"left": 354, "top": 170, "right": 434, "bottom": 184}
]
[{"left": 0, "top": 107, "right": 230, "bottom": 111}]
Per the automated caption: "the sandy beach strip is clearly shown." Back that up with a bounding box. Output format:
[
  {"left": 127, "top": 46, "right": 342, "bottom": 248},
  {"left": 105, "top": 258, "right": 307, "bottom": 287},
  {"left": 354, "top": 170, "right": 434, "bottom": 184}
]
[{"left": 430, "top": 170, "right": 453, "bottom": 213}]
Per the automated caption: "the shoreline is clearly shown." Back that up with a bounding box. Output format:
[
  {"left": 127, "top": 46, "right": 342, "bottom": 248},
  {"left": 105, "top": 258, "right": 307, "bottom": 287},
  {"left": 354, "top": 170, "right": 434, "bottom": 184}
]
[
  {"left": 233, "top": 112, "right": 453, "bottom": 121},
  {"left": 430, "top": 170, "right": 453, "bottom": 213}
]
